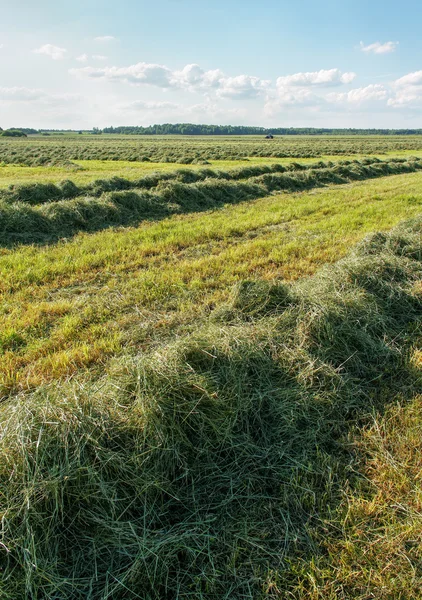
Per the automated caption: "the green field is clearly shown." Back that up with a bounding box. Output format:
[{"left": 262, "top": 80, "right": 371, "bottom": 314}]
[
  {"left": 1, "top": 135, "right": 422, "bottom": 599},
  {"left": 0, "top": 150, "right": 421, "bottom": 188},
  {"left": 1, "top": 134, "right": 421, "bottom": 190}
]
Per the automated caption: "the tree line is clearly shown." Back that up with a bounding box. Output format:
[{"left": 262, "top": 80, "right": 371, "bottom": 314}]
[
  {"left": 102, "top": 124, "right": 422, "bottom": 136},
  {"left": 2, "top": 125, "right": 422, "bottom": 137}
]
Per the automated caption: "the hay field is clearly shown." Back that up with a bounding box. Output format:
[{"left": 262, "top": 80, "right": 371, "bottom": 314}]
[{"left": 1, "top": 135, "right": 422, "bottom": 599}]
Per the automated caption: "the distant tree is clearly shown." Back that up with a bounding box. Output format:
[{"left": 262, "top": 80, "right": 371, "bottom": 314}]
[
  {"left": 12, "top": 128, "right": 38, "bottom": 135},
  {"left": 101, "top": 123, "right": 422, "bottom": 136},
  {"left": 1, "top": 129, "right": 27, "bottom": 138}
]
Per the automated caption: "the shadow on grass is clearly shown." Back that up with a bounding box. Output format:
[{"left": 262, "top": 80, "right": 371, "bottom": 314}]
[{"left": 0, "top": 219, "right": 421, "bottom": 599}]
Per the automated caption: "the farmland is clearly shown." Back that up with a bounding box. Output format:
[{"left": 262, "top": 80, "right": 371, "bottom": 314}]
[
  {"left": 1, "top": 134, "right": 422, "bottom": 599},
  {"left": 2, "top": 133, "right": 422, "bottom": 165}
]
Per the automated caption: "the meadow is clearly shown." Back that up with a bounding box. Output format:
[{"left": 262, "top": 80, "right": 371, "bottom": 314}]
[
  {"left": 0, "top": 134, "right": 422, "bottom": 599},
  {"left": 2, "top": 133, "right": 422, "bottom": 166}
]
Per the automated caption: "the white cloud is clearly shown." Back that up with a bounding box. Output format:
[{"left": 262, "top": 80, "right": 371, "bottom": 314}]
[
  {"left": 327, "top": 84, "right": 388, "bottom": 105},
  {"left": 265, "top": 89, "right": 324, "bottom": 117},
  {"left": 94, "top": 36, "right": 116, "bottom": 42},
  {"left": 33, "top": 44, "right": 67, "bottom": 60},
  {"left": 266, "top": 68, "right": 357, "bottom": 116},
  {"left": 0, "top": 87, "right": 45, "bottom": 102},
  {"left": 170, "top": 64, "right": 268, "bottom": 97},
  {"left": 70, "top": 61, "right": 270, "bottom": 100},
  {"left": 394, "top": 70, "right": 422, "bottom": 87},
  {"left": 186, "top": 102, "right": 247, "bottom": 119},
  {"left": 276, "top": 68, "right": 356, "bottom": 88},
  {"left": 216, "top": 75, "right": 269, "bottom": 99},
  {"left": 388, "top": 90, "right": 421, "bottom": 107},
  {"left": 200, "top": 69, "right": 226, "bottom": 88},
  {"left": 388, "top": 70, "right": 422, "bottom": 107},
  {"left": 76, "top": 54, "right": 108, "bottom": 62},
  {"left": 70, "top": 62, "right": 173, "bottom": 87},
  {"left": 116, "top": 99, "right": 247, "bottom": 123},
  {"left": 360, "top": 41, "right": 398, "bottom": 54},
  {"left": 170, "top": 64, "right": 224, "bottom": 90},
  {"left": 121, "top": 100, "right": 181, "bottom": 111},
  {"left": 0, "top": 44, "right": 4, "bottom": 50},
  {"left": 0, "top": 86, "right": 81, "bottom": 106}
]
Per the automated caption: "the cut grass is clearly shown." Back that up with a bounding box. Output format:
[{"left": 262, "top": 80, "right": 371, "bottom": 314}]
[
  {"left": 1, "top": 157, "right": 421, "bottom": 246},
  {"left": 0, "top": 150, "right": 420, "bottom": 188},
  {"left": 0, "top": 218, "right": 421, "bottom": 599},
  {"left": 0, "top": 159, "right": 200, "bottom": 188},
  {"left": 2, "top": 134, "right": 422, "bottom": 169},
  {"left": 286, "top": 393, "right": 422, "bottom": 599},
  {"left": 1, "top": 170, "right": 422, "bottom": 396}
]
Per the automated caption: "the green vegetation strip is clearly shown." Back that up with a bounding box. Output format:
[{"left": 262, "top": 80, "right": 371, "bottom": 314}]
[
  {"left": 2, "top": 134, "right": 422, "bottom": 166},
  {"left": 1, "top": 219, "right": 421, "bottom": 598},
  {"left": 2, "top": 171, "right": 422, "bottom": 396},
  {"left": 1, "top": 157, "right": 421, "bottom": 246},
  {"left": 0, "top": 159, "right": 344, "bottom": 204}
]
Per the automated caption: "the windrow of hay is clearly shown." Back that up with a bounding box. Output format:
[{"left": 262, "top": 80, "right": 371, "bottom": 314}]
[
  {"left": 1, "top": 218, "right": 421, "bottom": 598},
  {"left": 2, "top": 135, "right": 422, "bottom": 166},
  {"left": 0, "top": 157, "right": 387, "bottom": 205},
  {"left": 1, "top": 157, "right": 421, "bottom": 245}
]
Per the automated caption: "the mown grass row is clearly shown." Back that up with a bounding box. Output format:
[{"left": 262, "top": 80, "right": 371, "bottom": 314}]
[
  {"left": 291, "top": 392, "right": 422, "bottom": 599},
  {"left": 1, "top": 219, "right": 421, "bottom": 599},
  {"left": 1, "top": 157, "right": 421, "bottom": 246},
  {"left": 0, "top": 159, "right": 336, "bottom": 204},
  {"left": 2, "top": 171, "right": 422, "bottom": 397},
  {"left": 2, "top": 135, "right": 422, "bottom": 166},
  {"left": 6, "top": 157, "right": 407, "bottom": 205}
]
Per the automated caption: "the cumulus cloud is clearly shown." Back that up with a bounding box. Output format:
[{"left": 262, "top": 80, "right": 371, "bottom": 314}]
[
  {"left": 265, "top": 89, "right": 324, "bottom": 117},
  {"left": 388, "top": 70, "right": 422, "bottom": 107},
  {"left": 265, "top": 68, "right": 357, "bottom": 115},
  {"left": 171, "top": 64, "right": 211, "bottom": 88},
  {"left": 94, "top": 36, "right": 116, "bottom": 42},
  {"left": 92, "top": 55, "right": 107, "bottom": 61},
  {"left": 76, "top": 54, "right": 88, "bottom": 62},
  {"left": 70, "top": 62, "right": 173, "bottom": 87},
  {"left": 33, "top": 44, "right": 67, "bottom": 60},
  {"left": 70, "top": 61, "right": 269, "bottom": 99},
  {"left": 276, "top": 68, "right": 356, "bottom": 88},
  {"left": 360, "top": 41, "right": 398, "bottom": 54},
  {"left": 169, "top": 64, "right": 268, "bottom": 97},
  {"left": 394, "top": 70, "right": 422, "bottom": 87},
  {"left": 0, "top": 44, "right": 4, "bottom": 50},
  {"left": 170, "top": 64, "right": 224, "bottom": 91},
  {"left": 216, "top": 75, "right": 270, "bottom": 99},
  {"left": 327, "top": 84, "right": 388, "bottom": 105}
]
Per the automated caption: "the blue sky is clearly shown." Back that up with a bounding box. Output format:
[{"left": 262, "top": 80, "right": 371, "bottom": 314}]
[{"left": 1, "top": 0, "right": 421, "bottom": 128}]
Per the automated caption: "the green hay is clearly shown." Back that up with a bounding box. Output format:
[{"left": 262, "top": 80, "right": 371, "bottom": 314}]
[
  {"left": 1, "top": 219, "right": 421, "bottom": 598},
  {"left": 1, "top": 158, "right": 421, "bottom": 246}
]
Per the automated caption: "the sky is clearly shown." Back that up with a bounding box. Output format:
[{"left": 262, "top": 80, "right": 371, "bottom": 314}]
[{"left": 0, "top": 0, "right": 421, "bottom": 129}]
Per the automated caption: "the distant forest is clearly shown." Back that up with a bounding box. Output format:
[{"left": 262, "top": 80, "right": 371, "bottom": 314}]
[
  {"left": 102, "top": 124, "right": 422, "bottom": 136},
  {"left": 3, "top": 125, "right": 422, "bottom": 136}
]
